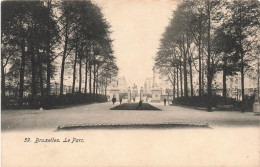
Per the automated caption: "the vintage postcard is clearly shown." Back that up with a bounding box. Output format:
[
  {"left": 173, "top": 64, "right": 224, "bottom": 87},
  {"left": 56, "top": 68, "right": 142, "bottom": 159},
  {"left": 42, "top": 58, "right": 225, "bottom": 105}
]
[{"left": 1, "top": 0, "right": 260, "bottom": 166}]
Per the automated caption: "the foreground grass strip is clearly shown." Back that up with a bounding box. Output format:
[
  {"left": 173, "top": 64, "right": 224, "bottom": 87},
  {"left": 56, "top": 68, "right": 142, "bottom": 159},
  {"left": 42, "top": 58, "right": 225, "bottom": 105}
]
[{"left": 57, "top": 122, "right": 209, "bottom": 130}]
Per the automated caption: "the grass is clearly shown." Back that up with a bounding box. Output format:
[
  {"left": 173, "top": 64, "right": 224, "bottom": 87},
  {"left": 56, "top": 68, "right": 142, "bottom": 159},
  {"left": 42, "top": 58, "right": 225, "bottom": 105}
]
[{"left": 110, "top": 103, "right": 161, "bottom": 110}]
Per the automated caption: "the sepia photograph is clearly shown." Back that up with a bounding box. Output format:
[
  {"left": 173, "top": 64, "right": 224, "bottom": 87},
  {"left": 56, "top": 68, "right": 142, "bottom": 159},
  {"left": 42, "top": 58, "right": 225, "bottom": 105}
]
[{"left": 1, "top": 0, "right": 260, "bottom": 166}]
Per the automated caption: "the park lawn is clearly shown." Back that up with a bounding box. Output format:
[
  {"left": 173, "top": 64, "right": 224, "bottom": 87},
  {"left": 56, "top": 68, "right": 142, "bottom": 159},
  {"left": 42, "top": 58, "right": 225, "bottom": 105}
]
[{"left": 111, "top": 103, "right": 160, "bottom": 110}]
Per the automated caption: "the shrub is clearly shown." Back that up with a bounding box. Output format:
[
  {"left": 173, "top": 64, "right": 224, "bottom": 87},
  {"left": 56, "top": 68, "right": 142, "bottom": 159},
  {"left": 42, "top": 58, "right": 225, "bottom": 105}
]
[
  {"left": 2, "top": 93, "right": 107, "bottom": 109},
  {"left": 172, "top": 95, "right": 254, "bottom": 111}
]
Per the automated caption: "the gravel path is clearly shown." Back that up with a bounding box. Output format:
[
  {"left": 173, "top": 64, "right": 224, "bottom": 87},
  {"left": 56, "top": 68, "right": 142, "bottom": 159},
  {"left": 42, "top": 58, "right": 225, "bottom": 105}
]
[{"left": 2, "top": 102, "right": 260, "bottom": 166}]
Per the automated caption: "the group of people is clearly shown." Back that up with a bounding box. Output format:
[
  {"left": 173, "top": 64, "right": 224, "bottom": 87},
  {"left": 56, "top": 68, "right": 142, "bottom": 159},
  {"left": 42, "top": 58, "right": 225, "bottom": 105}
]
[
  {"left": 112, "top": 97, "right": 122, "bottom": 105},
  {"left": 111, "top": 97, "right": 168, "bottom": 106}
]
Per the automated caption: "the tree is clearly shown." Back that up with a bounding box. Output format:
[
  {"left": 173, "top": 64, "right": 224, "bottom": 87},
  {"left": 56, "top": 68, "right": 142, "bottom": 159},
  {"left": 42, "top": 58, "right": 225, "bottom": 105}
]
[
  {"left": 204, "top": 0, "right": 224, "bottom": 111},
  {"left": 2, "top": 1, "right": 59, "bottom": 106},
  {"left": 212, "top": 25, "right": 239, "bottom": 102},
  {"left": 225, "top": 0, "right": 260, "bottom": 110},
  {"left": 2, "top": 0, "right": 118, "bottom": 107},
  {"left": 59, "top": 1, "right": 73, "bottom": 95}
]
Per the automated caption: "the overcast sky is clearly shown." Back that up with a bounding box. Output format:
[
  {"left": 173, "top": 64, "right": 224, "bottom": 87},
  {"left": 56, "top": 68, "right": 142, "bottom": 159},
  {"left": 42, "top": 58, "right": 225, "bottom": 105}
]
[{"left": 93, "top": 0, "right": 179, "bottom": 88}]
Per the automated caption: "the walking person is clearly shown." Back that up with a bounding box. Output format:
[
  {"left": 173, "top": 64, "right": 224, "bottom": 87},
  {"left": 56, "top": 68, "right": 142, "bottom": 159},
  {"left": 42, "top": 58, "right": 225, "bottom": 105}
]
[
  {"left": 164, "top": 98, "right": 166, "bottom": 106},
  {"left": 120, "top": 98, "right": 122, "bottom": 104},
  {"left": 112, "top": 97, "right": 116, "bottom": 105}
]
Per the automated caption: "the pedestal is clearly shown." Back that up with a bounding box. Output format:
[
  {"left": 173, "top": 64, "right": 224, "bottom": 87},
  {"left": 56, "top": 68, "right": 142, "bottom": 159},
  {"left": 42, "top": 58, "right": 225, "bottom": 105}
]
[
  {"left": 151, "top": 89, "right": 161, "bottom": 103},
  {"left": 128, "top": 89, "right": 131, "bottom": 102},
  {"left": 140, "top": 90, "right": 143, "bottom": 101},
  {"left": 253, "top": 92, "right": 259, "bottom": 113},
  {"left": 253, "top": 102, "right": 259, "bottom": 113}
]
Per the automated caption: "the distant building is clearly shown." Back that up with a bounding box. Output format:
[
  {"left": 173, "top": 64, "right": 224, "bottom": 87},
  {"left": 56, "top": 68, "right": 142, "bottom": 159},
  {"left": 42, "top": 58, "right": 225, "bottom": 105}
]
[
  {"left": 107, "top": 76, "right": 128, "bottom": 100},
  {"left": 118, "top": 76, "right": 128, "bottom": 93},
  {"left": 108, "top": 76, "right": 128, "bottom": 93},
  {"left": 107, "top": 77, "right": 119, "bottom": 100}
]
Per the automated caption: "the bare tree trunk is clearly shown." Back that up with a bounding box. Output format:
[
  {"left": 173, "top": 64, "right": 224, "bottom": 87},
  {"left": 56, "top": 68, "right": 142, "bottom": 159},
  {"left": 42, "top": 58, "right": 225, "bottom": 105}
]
[
  {"left": 198, "top": 9, "right": 202, "bottom": 97},
  {"left": 201, "top": 51, "right": 204, "bottom": 95},
  {"left": 30, "top": 47, "right": 37, "bottom": 103},
  {"left": 96, "top": 69, "right": 98, "bottom": 95},
  {"left": 72, "top": 42, "right": 78, "bottom": 93},
  {"left": 238, "top": 5, "right": 245, "bottom": 112},
  {"left": 37, "top": 47, "right": 44, "bottom": 97},
  {"left": 78, "top": 52, "right": 82, "bottom": 93},
  {"left": 19, "top": 40, "right": 26, "bottom": 104},
  {"left": 207, "top": 0, "right": 212, "bottom": 111},
  {"left": 46, "top": 49, "right": 51, "bottom": 95},
  {"left": 28, "top": 26, "right": 37, "bottom": 104},
  {"left": 105, "top": 78, "right": 107, "bottom": 96},
  {"left": 173, "top": 67, "right": 176, "bottom": 99},
  {"left": 180, "top": 62, "right": 183, "bottom": 97},
  {"left": 189, "top": 57, "right": 193, "bottom": 97},
  {"left": 46, "top": 0, "right": 52, "bottom": 96},
  {"left": 240, "top": 41, "right": 245, "bottom": 111},
  {"left": 84, "top": 59, "right": 88, "bottom": 94},
  {"left": 93, "top": 62, "right": 96, "bottom": 95},
  {"left": 89, "top": 64, "right": 92, "bottom": 94},
  {"left": 223, "top": 57, "right": 227, "bottom": 103},
  {"left": 183, "top": 38, "right": 188, "bottom": 97},
  {"left": 60, "top": 17, "right": 69, "bottom": 96},
  {"left": 60, "top": 55, "right": 66, "bottom": 96},
  {"left": 1, "top": 61, "right": 5, "bottom": 98},
  {"left": 177, "top": 66, "right": 179, "bottom": 98},
  {"left": 39, "top": 66, "right": 44, "bottom": 97}
]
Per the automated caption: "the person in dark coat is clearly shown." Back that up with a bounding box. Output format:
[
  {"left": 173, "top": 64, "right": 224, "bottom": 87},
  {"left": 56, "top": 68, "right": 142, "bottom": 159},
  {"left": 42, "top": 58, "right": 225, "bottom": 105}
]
[
  {"left": 137, "top": 100, "right": 142, "bottom": 109},
  {"left": 120, "top": 98, "right": 122, "bottom": 104},
  {"left": 112, "top": 97, "right": 116, "bottom": 105},
  {"left": 164, "top": 98, "right": 166, "bottom": 106}
]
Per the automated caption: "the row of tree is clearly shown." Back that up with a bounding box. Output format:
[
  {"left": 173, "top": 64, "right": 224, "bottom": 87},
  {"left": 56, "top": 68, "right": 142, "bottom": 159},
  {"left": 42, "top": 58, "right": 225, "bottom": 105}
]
[
  {"left": 1, "top": 0, "right": 118, "bottom": 105},
  {"left": 155, "top": 0, "right": 260, "bottom": 111}
]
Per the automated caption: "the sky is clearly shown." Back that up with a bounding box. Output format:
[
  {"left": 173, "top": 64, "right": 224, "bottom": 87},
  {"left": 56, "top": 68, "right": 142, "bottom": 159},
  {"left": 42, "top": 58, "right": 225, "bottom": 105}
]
[{"left": 93, "top": 0, "right": 179, "bottom": 88}]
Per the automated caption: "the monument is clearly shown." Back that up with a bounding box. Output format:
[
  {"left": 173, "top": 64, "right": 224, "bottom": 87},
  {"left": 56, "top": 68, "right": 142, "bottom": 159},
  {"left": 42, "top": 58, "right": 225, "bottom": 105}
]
[
  {"left": 151, "top": 85, "right": 162, "bottom": 103},
  {"left": 140, "top": 87, "right": 144, "bottom": 101},
  {"left": 128, "top": 87, "right": 131, "bottom": 102},
  {"left": 132, "top": 83, "right": 138, "bottom": 101},
  {"left": 151, "top": 67, "right": 162, "bottom": 103}
]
